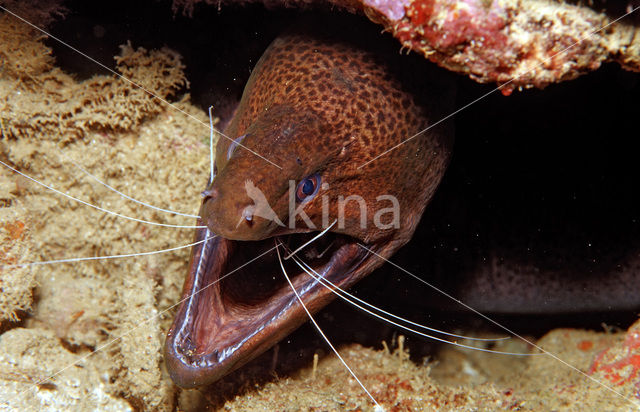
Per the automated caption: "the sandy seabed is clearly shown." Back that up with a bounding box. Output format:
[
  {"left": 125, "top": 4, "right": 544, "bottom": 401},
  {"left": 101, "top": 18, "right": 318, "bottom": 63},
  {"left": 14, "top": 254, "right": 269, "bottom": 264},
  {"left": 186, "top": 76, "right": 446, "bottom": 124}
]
[{"left": 1, "top": 13, "right": 640, "bottom": 411}]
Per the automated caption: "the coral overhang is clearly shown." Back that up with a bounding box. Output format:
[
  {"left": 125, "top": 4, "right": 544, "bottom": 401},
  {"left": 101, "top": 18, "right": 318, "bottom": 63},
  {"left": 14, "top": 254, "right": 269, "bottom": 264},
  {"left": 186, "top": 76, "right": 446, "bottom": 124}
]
[{"left": 175, "top": 0, "right": 640, "bottom": 92}]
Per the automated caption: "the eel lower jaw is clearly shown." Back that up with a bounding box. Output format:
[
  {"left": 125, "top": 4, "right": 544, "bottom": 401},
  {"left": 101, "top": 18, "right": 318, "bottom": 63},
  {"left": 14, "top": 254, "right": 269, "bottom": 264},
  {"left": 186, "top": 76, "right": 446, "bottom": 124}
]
[{"left": 164, "top": 225, "right": 377, "bottom": 388}]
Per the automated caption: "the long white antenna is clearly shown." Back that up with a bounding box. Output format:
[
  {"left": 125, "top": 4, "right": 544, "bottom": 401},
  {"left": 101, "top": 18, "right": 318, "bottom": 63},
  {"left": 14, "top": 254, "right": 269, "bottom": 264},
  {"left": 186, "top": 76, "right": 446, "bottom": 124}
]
[
  {"left": 275, "top": 242, "right": 384, "bottom": 411},
  {"left": 0, "top": 5, "right": 282, "bottom": 170},
  {"left": 287, "top": 252, "right": 539, "bottom": 356},
  {"left": 1, "top": 243, "right": 276, "bottom": 410},
  {"left": 284, "top": 220, "right": 337, "bottom": 260},
  {"left": 64, "top": 155, "right": 199, "bottom": 218},
  {"left": 208, "top": 106, "right": 216, "bottom": 184},
  {"left": 0, "top": 160, "right": 205, "bottom": 229},
  {"left": 357, "top": 243, "right": 640, "bottom": 409},
  {"left": 0, "top": 235, "right": 215, "bottom": 269}
]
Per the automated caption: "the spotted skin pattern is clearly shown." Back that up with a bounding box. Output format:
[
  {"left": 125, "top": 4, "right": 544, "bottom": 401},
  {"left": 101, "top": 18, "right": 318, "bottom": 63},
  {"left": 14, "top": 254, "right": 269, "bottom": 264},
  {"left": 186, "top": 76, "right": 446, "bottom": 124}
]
[
  {"left": 165, "top": 16, "right": 455, "bottom": 388},
  {"left": 206, "top": 17, "right": 454, "bottom": 246}
]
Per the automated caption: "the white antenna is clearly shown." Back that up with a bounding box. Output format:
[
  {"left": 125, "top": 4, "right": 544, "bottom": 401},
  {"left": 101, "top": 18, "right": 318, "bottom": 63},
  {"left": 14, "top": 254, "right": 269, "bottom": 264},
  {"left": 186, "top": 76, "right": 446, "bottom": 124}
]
[
  {"left": 208, "top": 106, "right": 216, "bottom": 184},
  {"left": 0, "top": 160, "right": 205, "bottom": 229},
  {"left": 275, "top": 242, "right": 384, "bottom": 411},
  {"left": 64, "top": 155, "right": 199, "bottom": 218}
]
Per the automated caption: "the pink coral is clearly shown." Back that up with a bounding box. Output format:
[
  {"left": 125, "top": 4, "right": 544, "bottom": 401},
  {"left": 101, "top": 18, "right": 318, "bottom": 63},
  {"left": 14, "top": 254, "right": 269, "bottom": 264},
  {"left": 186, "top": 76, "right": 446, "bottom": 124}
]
[
  {"left": 362, "top": 0, "right": 410, "bottom": 21},
  {"left": 405, "top": 0, "right": 508, "bottom": 50},
  {"left": 174, "top": 0, "right": 640, "bottom": 90},
  {"left": 589, "top": 322, "right": 640, "bottom": 389}
]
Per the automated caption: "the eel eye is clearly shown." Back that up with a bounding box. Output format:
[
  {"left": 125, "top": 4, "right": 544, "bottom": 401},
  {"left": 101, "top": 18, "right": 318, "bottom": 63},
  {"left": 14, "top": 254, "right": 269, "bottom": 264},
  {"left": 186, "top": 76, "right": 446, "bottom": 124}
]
[
  {"left": 295, "top": 174, "right": 321, "bottom": 203},
  {"left": 227, "top": 134, "right": 246, "bottom": 160}
]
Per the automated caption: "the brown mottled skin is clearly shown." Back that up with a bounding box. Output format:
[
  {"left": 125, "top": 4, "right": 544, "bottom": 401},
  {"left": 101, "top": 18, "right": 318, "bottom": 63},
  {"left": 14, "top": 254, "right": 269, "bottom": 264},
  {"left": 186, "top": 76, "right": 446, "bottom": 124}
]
[{"left": 165, "top": 16, "right": 454, "bottom": 388}]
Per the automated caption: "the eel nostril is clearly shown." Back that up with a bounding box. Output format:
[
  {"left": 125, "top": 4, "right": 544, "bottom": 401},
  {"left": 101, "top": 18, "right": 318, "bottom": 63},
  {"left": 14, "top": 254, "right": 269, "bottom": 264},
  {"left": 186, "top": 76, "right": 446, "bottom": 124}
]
[{"left": 201, "top": 187, "right": 219, "bottom": 201}]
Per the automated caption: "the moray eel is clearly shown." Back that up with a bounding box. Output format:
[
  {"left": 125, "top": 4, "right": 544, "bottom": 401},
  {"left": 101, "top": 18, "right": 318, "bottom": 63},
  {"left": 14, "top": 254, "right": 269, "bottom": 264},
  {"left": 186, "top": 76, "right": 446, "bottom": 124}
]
[{"left": 165, "top": 16, "right": 454, "bottom": 388}]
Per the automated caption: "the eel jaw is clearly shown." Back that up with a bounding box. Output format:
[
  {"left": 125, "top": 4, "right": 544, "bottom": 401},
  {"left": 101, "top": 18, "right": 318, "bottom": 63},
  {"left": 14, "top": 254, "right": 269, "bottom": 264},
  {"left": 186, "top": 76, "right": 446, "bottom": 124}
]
[{"left": 164, "top": 222, "right": 375, "bottom": 388}]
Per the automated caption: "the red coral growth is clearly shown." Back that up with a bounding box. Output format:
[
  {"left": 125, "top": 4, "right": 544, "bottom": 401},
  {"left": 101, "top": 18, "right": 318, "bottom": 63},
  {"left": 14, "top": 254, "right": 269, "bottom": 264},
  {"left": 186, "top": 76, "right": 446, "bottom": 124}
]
[
  {"left": 578, "top": 340, "right": 594, "bottom": 351},
  {"left": 405, "top": 0, "right": 508, "bottom": 51},
  {"left": 394, "top": 0, "right": 518, "bottom": 91},
  {"left": 0, "top": 221, "right": 25, "bottom": 266},
  {"left": 589, "top": 323, "right": 640, "bottom": 388},
  {"left": 370, "top": 374, "right": 415, "bottom": 407},
  {"left": 174, "top": 0, "right": 640, "bottom": 90},
  {"left": 391, "top": 0, "right": 638, "bottom": 92}
]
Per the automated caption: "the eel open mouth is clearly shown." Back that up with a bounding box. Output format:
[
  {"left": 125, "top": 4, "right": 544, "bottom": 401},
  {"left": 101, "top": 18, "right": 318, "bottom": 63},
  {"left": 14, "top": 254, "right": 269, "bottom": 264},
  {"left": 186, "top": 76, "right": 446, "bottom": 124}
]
[{"left": 164, "top": 220, "right": 373, "bottom": 388}]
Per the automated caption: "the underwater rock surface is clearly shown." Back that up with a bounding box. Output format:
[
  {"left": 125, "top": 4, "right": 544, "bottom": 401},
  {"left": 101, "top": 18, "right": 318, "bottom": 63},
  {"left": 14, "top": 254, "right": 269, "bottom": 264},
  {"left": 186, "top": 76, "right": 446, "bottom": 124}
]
[{"left": 176, "top": 0, "right": 640, "bottom": 94}]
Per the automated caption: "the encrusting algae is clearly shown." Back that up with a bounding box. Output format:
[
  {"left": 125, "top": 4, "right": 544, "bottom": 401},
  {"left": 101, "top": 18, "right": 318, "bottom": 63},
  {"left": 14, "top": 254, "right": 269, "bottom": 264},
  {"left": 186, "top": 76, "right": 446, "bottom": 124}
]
[
  {"left": 1, "top": 14, "right": 209, "bottom": 410},
  {"left": 0, "top": 194, "right": 33, "bottom": 322}
]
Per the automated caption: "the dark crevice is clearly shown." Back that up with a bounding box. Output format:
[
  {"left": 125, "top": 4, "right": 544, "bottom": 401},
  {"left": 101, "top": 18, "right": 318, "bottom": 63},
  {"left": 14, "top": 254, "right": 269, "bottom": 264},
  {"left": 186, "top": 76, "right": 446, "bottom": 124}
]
[{"left": 58, "top": 338, "right": 94, "bottom": 354}]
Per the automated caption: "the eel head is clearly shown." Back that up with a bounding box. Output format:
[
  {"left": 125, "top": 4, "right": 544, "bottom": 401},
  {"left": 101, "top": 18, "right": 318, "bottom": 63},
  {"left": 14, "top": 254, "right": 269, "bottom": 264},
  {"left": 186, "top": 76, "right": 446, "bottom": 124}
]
[{"left": 164, "top": 22, "right": 454, "bottom": 387}]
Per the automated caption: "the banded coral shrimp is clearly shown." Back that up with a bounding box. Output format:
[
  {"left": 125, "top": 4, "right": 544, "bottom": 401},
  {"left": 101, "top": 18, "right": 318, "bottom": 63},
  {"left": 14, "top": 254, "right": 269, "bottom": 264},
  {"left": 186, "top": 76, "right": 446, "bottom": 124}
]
[{"left": 1, "top": 1, "right": 640, "bottom": 411}]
